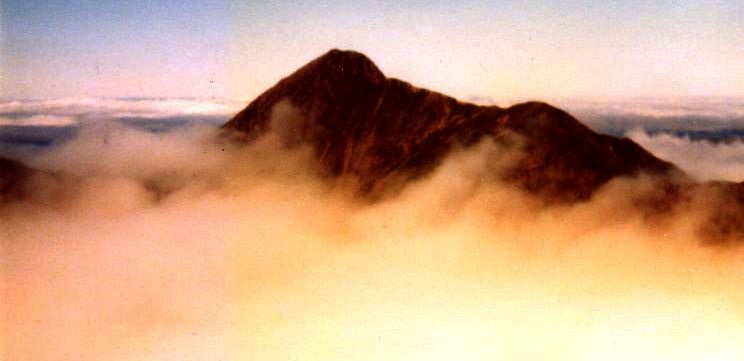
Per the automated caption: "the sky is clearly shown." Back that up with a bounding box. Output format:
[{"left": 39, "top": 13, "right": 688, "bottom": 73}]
[{"left": 1, "top": 0, "right": 743, "bottom": 101}]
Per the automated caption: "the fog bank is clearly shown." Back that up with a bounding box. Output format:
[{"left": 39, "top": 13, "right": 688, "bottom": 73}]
[{"left": 2, "top": 102, "right": 744, "bottom": 360}]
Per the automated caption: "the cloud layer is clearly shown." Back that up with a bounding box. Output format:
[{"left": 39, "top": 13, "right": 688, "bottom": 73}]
[
  {"left": 2, "top": 101, "right": 744, "bottom": 360},
  {"left": 628, "top": 129, "right": 744, "bottom": 182},
  {"left": 0, "top": 97, "right": 244, "bottom": 125},
  {"left": 0, "top": 98, "right": 245, "bottom": 159},
  {"left": 554, "top": 97, "right": 744, "bottom": 182},
  {"left": 558, "top": 97, "right": 744, "bottom": 135}
]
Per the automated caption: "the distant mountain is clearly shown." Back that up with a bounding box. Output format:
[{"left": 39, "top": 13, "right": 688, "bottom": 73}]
[
  {"left": 0, "top": 156, "right": 32, "bottom": 202},
  {"left": 224, "top": 49, "right": 679, "bottom": 202}
]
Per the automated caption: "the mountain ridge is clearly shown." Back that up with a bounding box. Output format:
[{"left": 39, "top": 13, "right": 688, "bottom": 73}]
[
  {"left": 223, "top": 49, "right": 680, "bottom": 201},
  {"left": 222, "top": 49, "right": 744, "bottom": 242}
]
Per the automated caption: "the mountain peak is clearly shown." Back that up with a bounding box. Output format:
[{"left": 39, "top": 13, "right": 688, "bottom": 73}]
[
  {"left": 294, "top": 48, "right": 386, "bottom": 87},
  {"left": 224, "top": 49, "right": 389, "bottom": 136},
  {"left": 223, "top": 50, "right": 678, "bottom": 202},
  {"left": 315, "top": 48, "right": 381, "bottom": 71}
]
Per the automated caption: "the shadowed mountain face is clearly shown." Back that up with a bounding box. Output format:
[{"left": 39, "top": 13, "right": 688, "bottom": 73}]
[
  {"left": 224, "top": 49, "right": 679, "bottom": 202},
  {"left": 0, "top": 156, "right": 31, "bottom": 202}
]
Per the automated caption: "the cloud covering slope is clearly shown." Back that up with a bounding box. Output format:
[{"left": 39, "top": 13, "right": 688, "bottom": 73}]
[{"left": 2, "top": 100, "right": 744, "bottom": 360}]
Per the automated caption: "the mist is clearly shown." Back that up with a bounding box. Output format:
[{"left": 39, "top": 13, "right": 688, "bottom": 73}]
[
  {"left": 629, "top": 129, "right": 744, "bottom": 182},
  {"left": 2, "top": 100, "right": 744, "bottom": 360},
  {"left": 559, "top": 97, "right": 744, "bottom": 138}
]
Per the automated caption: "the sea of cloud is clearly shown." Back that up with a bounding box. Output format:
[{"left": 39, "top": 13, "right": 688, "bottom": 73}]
[
  {"left": 557, "top": 97, "right": 744, "bottom": 182},
  {"left": 559, "top": 97, "right": 744, "bottom": 134},
  {"left": 0, "top": 97, "right": 243, "bottom": 121},
  {"left": 2, "top": 98, "right": 744, "bottom": 360},
  {"left": 0, "top": 97, "right": 245, "bottom": 159}
]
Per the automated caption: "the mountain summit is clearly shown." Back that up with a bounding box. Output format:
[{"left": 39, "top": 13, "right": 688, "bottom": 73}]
[{"left": 224, "top": 49, "right": 678, "bottom": 201}]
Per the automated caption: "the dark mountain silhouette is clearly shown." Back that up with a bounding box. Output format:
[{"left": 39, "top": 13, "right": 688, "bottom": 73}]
[
  {"left": 223, "top": 49, "right": 679, "bottom": 202},
  {"left": 222, "top": 49, "right": 744, "bottom": 243},
  {"left": 0, "top": 156, "right": 32, "bottom": 202}
]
